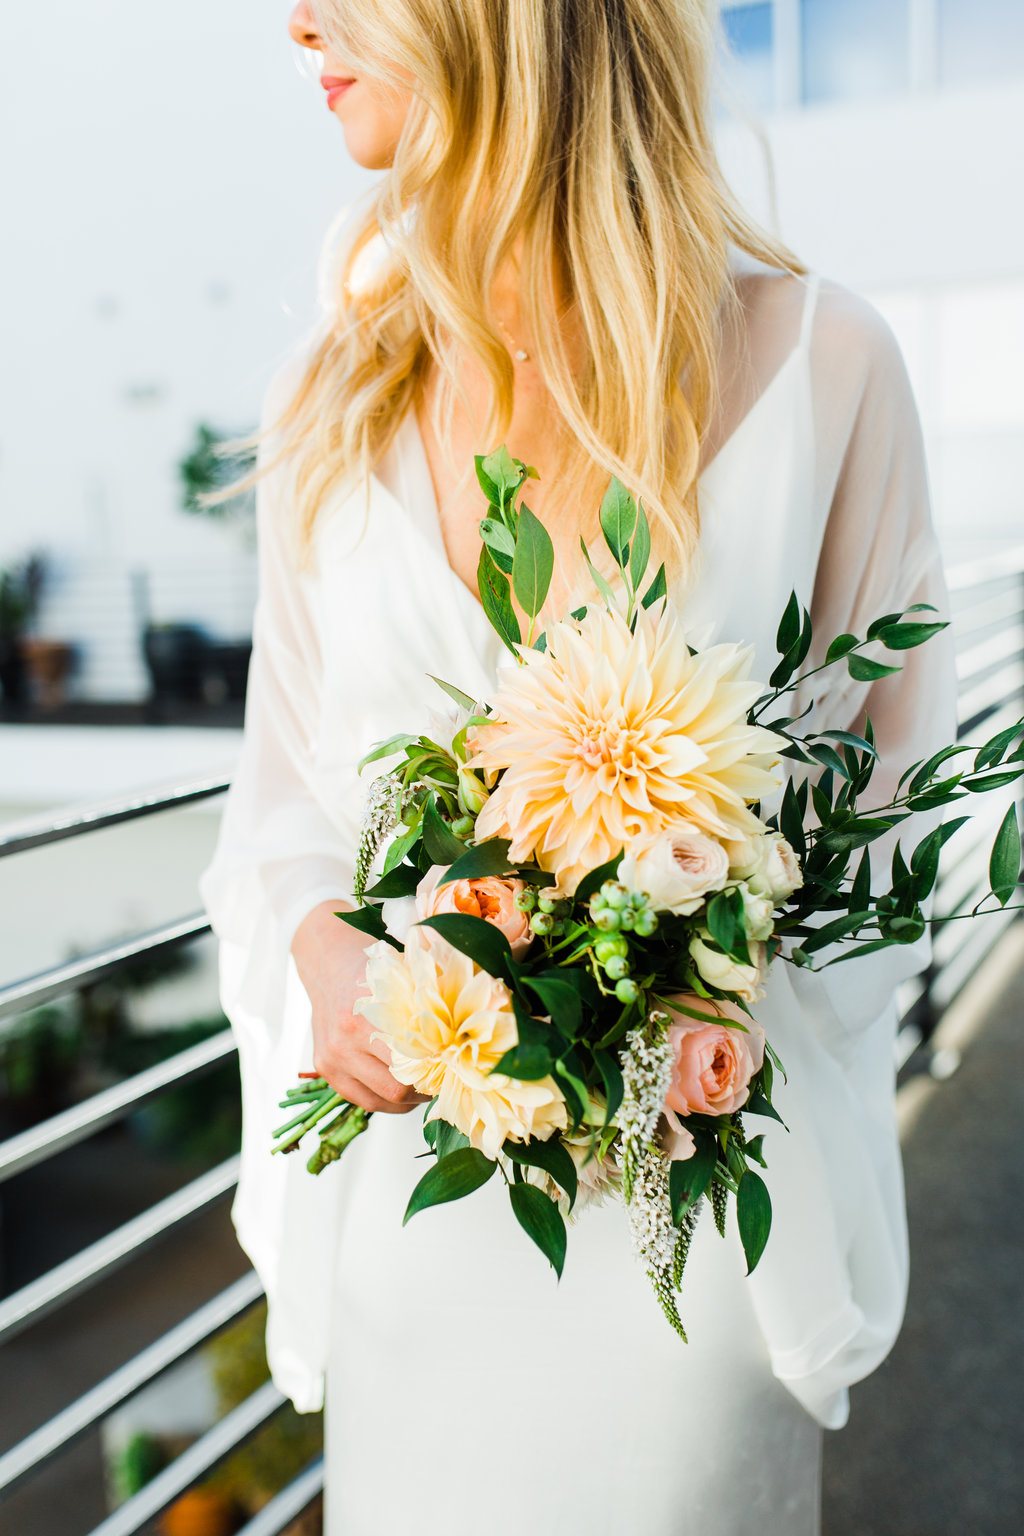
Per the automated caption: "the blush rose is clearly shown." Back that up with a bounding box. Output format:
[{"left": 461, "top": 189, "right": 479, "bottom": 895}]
[{"left": 664, "top": 997, "right": 766, "bottom": 1118}]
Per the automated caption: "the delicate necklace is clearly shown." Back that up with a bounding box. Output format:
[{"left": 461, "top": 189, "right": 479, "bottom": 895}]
[{"left": 495, "top": 313, "right": 531, "bottom": 363}]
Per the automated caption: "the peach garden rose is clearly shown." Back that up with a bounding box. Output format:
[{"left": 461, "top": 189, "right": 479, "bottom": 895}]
[
  {"left": 415, "top": 865, "right": 533, "bottom": 958},
  {"left": 664, "top": 999, "right": 767, "bottom": 1119}
]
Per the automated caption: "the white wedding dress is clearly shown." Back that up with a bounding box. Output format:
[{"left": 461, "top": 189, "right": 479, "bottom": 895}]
[{"left": 200, "top": 241, "right": 957, "bottom": 1535}]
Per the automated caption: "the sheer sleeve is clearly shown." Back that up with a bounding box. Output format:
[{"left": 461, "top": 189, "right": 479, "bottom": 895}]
[
  {"left": 792, "top": 284, "right": 959, "bottom": 1035},
  {"left": 200, "top": 339, "right": 358, "bottom": 1011},
  {"left": 741, "top": 287, "right": 959, "bottom": 1428},
  {"left": 197, "top": 340, "right": 361, "bottom": 1414}
]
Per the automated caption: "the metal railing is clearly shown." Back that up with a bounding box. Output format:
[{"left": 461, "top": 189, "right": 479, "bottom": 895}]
[
  {"left": 894, "top": 549, "right": 1024, "bottom": 1065},
  {"left": 0, "top": 548, "right": 1021, "bottom": 1532},
  {"left": 0, "top": 777, "right": 323, "bottom": 1534}
]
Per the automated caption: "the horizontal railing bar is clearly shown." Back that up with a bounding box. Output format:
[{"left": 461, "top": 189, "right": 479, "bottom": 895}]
[
  {"left": 955, "top": 629, "right": 1024, "bottom": 684},
  {"left": 0, "top": 776, "right": 231, "bottom": 859},
  {"left": 0, "top": 1029, "right": 237, "bottom": 1185},
  {"left": 950, "top": 584, "right": 1023, "bottom": 636},
  {"left": 0, "top": 1272, "right": 264, "bottom": 1501},
  {"left": 946, "top": 546, "right": 1024, "bottom": 591},
  {"left": 235, "top": 1461, "right": 325, "bottom": 1536},
  {"left": 0, "top": 1155, "right": 239, "bottom": 1347},
  {"left": 0, "top": 913, "right": 211, "bottom": 1024},
  {"left": 85, "top": 1379, "right": 285, "bottom": 1536}
]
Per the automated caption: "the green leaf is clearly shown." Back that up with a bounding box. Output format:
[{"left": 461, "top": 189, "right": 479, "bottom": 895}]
[
  {"left": 989, "top": 804, "right": 1021, "bottom": 906},
  {"left": 433, "top": 1120, "right": 470, "bottom": 1160},
  {"left": 736, "top": 1170, "right": 772, "bottom": 1274},
  {"left": 629, "top": 499, "right": 652, "bottom": 590},
  {"left": 422, "top": 797, "right": 466, "bottom": 864},
  {"left": 382, "top": 809, "right": 424, "bottom": 875},
  {"left": 511, "top": 503, "right": 555, "bottom": 619},
  {"left": 363, "top": 863, "right": 420, "bottom": 899},
  {"left": 706, "top": 890, "right": 739, "bottom": 958},
  {"left": 494, "top": 1002, "right": 561, "bottom": 1081},
  {"left": 404, "top": 1147, "right": 496, "bottom": 1223},
  {"left": 825, "top": 633, "right": 859, "bottom": 665},
  {"left": 337, "top": 904, "right": 400, "bottom": 949},
  {"left": 477, "top": 546, "right": 522, "bottom": 656},
  {"left": 809, "top": 742, "right": 852, "bottom": 780},
  {"left": 479, "top": 444, "right": 522, "bottom": 509},
  {"left": 974, "top": 723, "right": 1024, "bottom": 773},
  {"left": 474, "top": 454, "right": 501, "bottom": 506},
  {"left": 641, "top": 562, "right": 668, "bottom": 609},
  {"left": 851, "top": 846, "right": 872, "bottom": 911},
  {"left": 875, "top": 620, "right": 948, "bottom": 651},
  {"left": 668, "top": 1126, "right": 718, "bottom": 1222},
  {"left": 521, "top": 973, "right": 583, "bottom": 1035},
  {"left": 357, "top": 733, "right": 416, "bottom": 771},
  {"left": 847, "top": 654, "right": 902, "bottom": 682},
  {"left": 418, "top": 911, "right": 517, "bottom": 984},
  {"left": 573, "top": 851, "right": 624, "bottom": 905},
  {"left": 479, "top": 517, "right": 516, "bottom": 572},
  {"left": 437, "top": 838, "right": 513, "bottom": 886},
  {"left": 579, "top": 537, "right": 619, "bottom": 611},
  {"left": 509, "top": 1181, "right": 567, "bottom": 1277},
  {"left": 599, "top": 477, "right": 638, "bottom": 570},
  {"left": 822, "top": 728, "right": 878, "bottom": 759},
  {"left": 593, "top": 1048, "right": 625, "bottom": 1128},
  {"left": 775, "top": 592, "right": 801, "bottom": 659},
  {"left": 553, "top": 1056, "right": 590, "bottom": 1130},
  {"left": 503, "top": 1136, "right": 578, "bottom": 1208},
  {"left": 865, "top": 610, "right": 904, "bottom": 642},
  {"left": 745, "top": 1088, "right": 785, "bottom": 1124},
  {"left": 427, "top": 675, "right": 476, "bottom": 715}
]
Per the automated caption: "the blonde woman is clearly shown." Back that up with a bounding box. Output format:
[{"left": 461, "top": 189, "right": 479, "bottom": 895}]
[{"left": 201, "top": 2, "right": 956, "bottom": 1531}]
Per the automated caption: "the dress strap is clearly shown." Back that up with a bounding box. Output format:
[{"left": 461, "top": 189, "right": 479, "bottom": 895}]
[{"left": 798, "top": 271, "right": 821, "bottom": 353}]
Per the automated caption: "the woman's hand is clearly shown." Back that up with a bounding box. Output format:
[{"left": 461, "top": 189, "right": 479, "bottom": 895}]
[{"left": 291, "top": 900, "right": 428, "bottom": 1114}]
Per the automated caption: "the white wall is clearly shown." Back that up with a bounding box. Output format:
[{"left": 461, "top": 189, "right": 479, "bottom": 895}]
[
  {"left": 0, "top": 1, "right": 376, "bottom": 697},
  {"left": 717, "top": 77, "right": 1024, "bottom": 563}
]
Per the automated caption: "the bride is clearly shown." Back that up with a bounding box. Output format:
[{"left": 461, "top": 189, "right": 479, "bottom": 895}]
[{"left": 201, "top": 2, "right": 956, "bottom": 1531}]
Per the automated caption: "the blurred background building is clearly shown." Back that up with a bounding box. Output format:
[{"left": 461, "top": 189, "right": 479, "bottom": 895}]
[{"left": 1, "top": 4, "right": 1022, "bottom": 1534}]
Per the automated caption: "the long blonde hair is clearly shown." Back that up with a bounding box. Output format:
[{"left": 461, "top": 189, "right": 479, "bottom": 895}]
[{"left": 223, "top": 0, "right": 805, "bottom": 569}]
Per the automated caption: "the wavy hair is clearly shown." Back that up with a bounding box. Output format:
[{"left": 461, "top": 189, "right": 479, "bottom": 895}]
[{"left": 219, "top": 0, "right": 805, "bottom": 572}]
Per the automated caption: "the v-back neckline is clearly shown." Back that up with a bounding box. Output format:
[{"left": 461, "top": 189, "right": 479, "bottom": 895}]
[{"left": 397, "top": 339, "right": 806, "bottom": 621}]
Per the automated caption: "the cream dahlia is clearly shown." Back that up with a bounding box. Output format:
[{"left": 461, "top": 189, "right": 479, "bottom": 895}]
[
  {"left": 466, "top": 602, "right": 784, "bottom": 893},
  {"left": 354, "top": 931, "right": 567, "bottom": 1159}
]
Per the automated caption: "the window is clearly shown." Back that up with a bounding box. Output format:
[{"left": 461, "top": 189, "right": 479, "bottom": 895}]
[
  {"left": 801, "top": 0, "right": 910, "bottom": 105},
  {"left": 937, "top": 0, "right": 1024, "bottom": 89},
  {"left": 719, "top": 3, "right": 776, "bottom": 115}
]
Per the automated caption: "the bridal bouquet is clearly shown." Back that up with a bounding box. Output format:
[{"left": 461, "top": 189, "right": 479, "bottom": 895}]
[{"left": 273, "top": 448, "right": 1024, "bottom": 1338}]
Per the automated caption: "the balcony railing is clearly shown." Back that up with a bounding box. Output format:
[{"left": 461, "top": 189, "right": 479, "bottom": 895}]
[{"left": 1, "top": 548, "right": 1022, "bottom": 1532}]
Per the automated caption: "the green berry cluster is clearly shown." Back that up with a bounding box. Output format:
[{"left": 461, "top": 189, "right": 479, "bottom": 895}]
[
  {"left": 589, "top": 881, "right": 658, "bottom": 938},
  {"left": 587, "top": 881, "right": 658, "bottom": 1004},
  {"left": 514, "top": 886, "right": 572, "bottom": 937}
]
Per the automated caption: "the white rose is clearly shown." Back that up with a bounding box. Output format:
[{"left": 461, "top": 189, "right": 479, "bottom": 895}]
[
  {"left": 688, "top": 935, "right": 767, "bottom": 1004},
  {"left": 738, "top": 883, "right": 775, "bottom": 942},
  {"left": 619, "top": 827, "right": 730, "bottom": 916},
  {"left": 381, "top": 895, "right": 418, "bottom": 943},
  {"left": 747, "top": 832, "right": 803, "bottom": 902}
]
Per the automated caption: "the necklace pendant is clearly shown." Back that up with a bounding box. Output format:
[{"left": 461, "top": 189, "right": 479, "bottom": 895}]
[{"left": 514, "top": 347, "right": 529, "bottom": 363}]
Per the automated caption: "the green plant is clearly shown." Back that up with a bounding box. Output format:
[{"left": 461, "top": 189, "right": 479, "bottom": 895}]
[
  {"left": 179, "top": 424, "right": 256, "bottom": 527},
  {"left": 0, "top": 553, "right": 45, "bottom": 637},
  {"left": 112, "top": 1430, "right": 167, "bottom": 1503}
]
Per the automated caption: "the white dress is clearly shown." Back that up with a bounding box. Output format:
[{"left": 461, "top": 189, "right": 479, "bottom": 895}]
[{"left": 200, "top": 248, "right": 958, "bottom": 1535}]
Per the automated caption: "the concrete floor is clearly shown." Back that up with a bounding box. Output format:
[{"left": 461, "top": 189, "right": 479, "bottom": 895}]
[{"left": 823, "top": 928, "right": 1024, "bottom": 1534}]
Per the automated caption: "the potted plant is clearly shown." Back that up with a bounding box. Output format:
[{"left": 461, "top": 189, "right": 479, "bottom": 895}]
[{"left": 0, "top": 553, "right": 45, "bottom": 707}]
